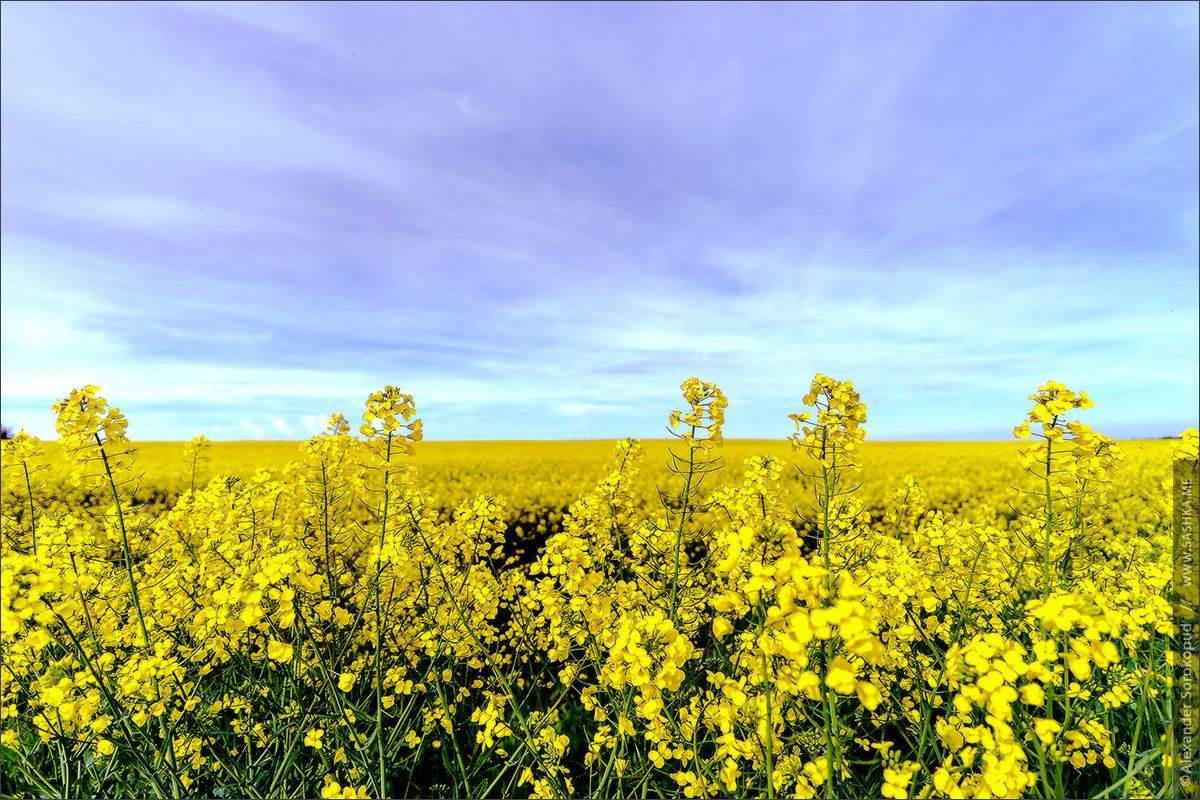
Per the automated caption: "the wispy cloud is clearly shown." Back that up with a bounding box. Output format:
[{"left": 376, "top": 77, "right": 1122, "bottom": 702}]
[{"left": 2, "top": 1, "right": 1196, "bottom": 440}]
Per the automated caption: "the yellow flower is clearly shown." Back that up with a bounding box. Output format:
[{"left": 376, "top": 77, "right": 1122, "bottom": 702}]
[
  {"left": 938, "top": 720, "right": 964, "bottom": 752},
  {"left": 266, "top": 639, "right": 294, "bottom": 663},
  {"left": 360, "top": 386, "right": 421, "bottom": 454},
  {"left": 1034, "top": 718, "right": 1062, "bottom": 745},
  {"left": 855, "top": 680, "right": 883, "bottom": 711},
  {"left": 669, "top": 378, "right": 728, "bottom": 447},
  {"left": 881, "top": 763, "right": 920, "bottom": 799},
  {"left": 825, "top": 655, "right": 857, "bottom": 695}
]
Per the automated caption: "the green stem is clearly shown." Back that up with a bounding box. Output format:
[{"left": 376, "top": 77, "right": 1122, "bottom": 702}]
[
  {"left": 817, "top": 424, "right": 840, "bottom": 799},
  {"left": 320, "top": 461, "right": 336, "bottom": 605},
  {"left": 94, "top": 435, "right": 182, "bottom": 795},
  {"left": 373, "top": 432, "right": 394, "bottom": 799},
  {"left": 761, "top": 645, "right": 775, "bottom": 800},
  {"left": 22, "top": 461, "right": 37, "bottom": 555},
  {"left": 434, "top": 680, "right": 471, "bottom": 795},
  {"left": 821, "top": 637, "right": 841, "bottom": 798},
  {"left": 670, "top": 436, "right": 698, "bottom": 622},
  {"left": 95, "top": 435, "right": 150, "bottom": 648},
  {"left": 1121, "top": 694, "right": 1144, "bottom": 798},
  {"left": 1043, "top": 427, "right": 1055, "bottom": 600}
]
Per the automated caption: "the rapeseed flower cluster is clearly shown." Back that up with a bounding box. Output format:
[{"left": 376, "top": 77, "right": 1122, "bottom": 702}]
[{"left": 669, "top": 378, "right": 728, "bottom": 448}]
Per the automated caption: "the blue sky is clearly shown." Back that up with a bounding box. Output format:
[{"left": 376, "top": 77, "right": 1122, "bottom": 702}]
[{"left": 1, "top": 1, "right": 1197, "bottom": 441}]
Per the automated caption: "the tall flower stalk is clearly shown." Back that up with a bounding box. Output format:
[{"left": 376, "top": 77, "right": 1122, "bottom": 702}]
[
  {"left": 50, "top": 386, "right": 182, "bottom": 796},
  {"left": 359, "top": 386, "right": 421, "bottom": 799},
  {"left": 665, "top": 378, "right": 727, "bottom": 623},
  {"left": 789, "top": 373, "right": 867, "bottom": 799},
  {"left": 2, "top": 431, "right": 46, "bottom": 556},
  {"left": 1013, "top": 382, "right": 1122, "bottom": 597}
]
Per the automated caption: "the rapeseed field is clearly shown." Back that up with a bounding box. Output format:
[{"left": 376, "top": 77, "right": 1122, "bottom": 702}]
[{"left": 1, "top": 376, "right": 1194, "bottom": 799}]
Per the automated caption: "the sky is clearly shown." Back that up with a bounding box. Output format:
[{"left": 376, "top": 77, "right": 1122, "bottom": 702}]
[{"left": 1, "top": 1, "right": 1197, "bottom": 441}]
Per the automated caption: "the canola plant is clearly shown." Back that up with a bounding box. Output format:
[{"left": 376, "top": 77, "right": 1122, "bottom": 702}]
[{"left": 1, "top": 377, "right": 1194, "bottom": 799}]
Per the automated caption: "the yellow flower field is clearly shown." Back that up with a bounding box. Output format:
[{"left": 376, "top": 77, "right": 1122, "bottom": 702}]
[{"left": 1, "top": 376, "right": 1194, "bottom": 799}]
